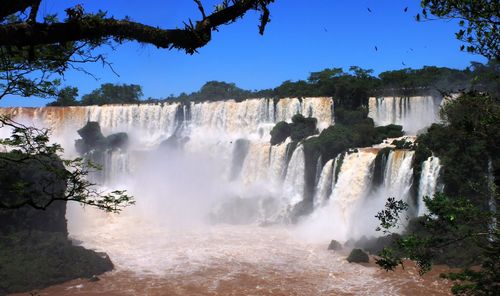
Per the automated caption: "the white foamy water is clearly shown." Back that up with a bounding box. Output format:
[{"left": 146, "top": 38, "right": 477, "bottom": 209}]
[
  {"left": 1, "top": 98, "right": 449, "bottom": 295},
  {"left": 368, "top": 96, "right": 441, "bottom": 134},
  {"left": 418, "top": 156, "right": 442, "bottom": 216},
  {"left": 63, "top": 204, "right": 450, "bottom": 296}
]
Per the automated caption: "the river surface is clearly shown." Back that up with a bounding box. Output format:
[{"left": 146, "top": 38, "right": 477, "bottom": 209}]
[{"left": 15, "top": 206, "right": 452, "bottom": 296}]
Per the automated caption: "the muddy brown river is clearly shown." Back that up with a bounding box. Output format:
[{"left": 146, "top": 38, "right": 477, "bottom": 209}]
[{"left": 12, "top": 208, "right": 452, "bottom": 296}]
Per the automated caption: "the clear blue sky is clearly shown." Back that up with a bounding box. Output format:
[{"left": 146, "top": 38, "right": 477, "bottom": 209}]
[{"left": 0, "top": 0, "right": 487, "bottom": 107}]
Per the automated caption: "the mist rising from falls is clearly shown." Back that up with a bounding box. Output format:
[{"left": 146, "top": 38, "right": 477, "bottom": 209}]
[
  {"left": 0, "top": 96, "right": 442, "bottom": 243},
  {"left": 298, "top": 149, "right": 377, "bottom": 242},
  {"left": 368, "top": 96, "right": 442, "bottom": 134}
]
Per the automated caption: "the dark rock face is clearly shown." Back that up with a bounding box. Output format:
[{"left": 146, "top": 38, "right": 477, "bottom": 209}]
[
  {"left": 270, "top": 121, "right": 291, "bottom": 145},
  {"left": 0, "top": 155, "right": 67, "bottom": 235},
  {"left": 106, "top": 132, "right": 128, "bottom": 149},
  {"left": 0, "top": 153, "right": 114, "bottom": 295},
  {"left": 346, "top": 248, "right": 369, "bottom": 263},
  {"left": 75, "top": 121, "right": 128, "bottom": 155},
  {"left": 344, "top": 234, "right": 401, "bottom": 256},
  {"left": 327, "top": 240, "right": 343, "bottom": 251},
  {"left": 0, "top": 231, "right": 113, "bottom": 294}
]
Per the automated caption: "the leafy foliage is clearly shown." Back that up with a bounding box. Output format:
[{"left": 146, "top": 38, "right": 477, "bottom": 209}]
[
  {"left": 302, "top": 119, "right": 403, "bottom": 165},
  {"left": 0, "top": 1, "right": 275, "bottom": 103},
  {"left": 46, "top": 86, "right": 79, "bottom": 106},
  {"left": 270, "top": 121, "right": 291, "bottom": 145},
  {"left": 417, "top": 92, "right": 499, "bottom": 201},
  {"left": 420, "top": 0, "right": 499, "bottom": 59},
  {"left": 376, "top": 92, "right": 499, "bottom": 295},
  {"left": 169, "top": 81, "right": 253, "bottom": 102},
  {"left": 80, "top": 83, "right": 142, "bottom": 105},
  {"left": 0, "top": 115, "right": 134, "bottom": 212},
  {"left": 375, "top": 197, "right": 409, "bottom": 233}
]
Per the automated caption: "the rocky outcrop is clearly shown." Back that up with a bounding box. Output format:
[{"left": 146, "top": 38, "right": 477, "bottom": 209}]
[
  {"left": 0, "top": 153, "right": 114, "bottom": 295},
  {"left": 327, "top": 240, "right": 343, "bottom": 251},
  {"left": 75, "top": 121, "right": 128, "bottom": 154},
  {"left": 346, "top": 248, "right": 369, "bottom": 263}
]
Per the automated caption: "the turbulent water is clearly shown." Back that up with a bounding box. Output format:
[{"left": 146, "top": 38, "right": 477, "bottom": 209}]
[
  {"left": 418, "top": 156, "right": 443, "bottom": 216},
  {"left": 1, "top": 96, "right": 449, "bottom": 295}
]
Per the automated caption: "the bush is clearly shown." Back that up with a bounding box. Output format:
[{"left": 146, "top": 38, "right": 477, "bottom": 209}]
[
  {"left": 270, "top": 121, "right": 291, "bottom": 145},
  {"left": 290, "top": 114, "right": 318, "bottom": 142}
]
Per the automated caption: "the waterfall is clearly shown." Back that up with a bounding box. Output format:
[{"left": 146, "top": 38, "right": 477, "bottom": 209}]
[
  {"left": 313, "top": 159, "right": 334, "bottom": 208},
  {"left": 383, "top": 150, "right": 415, "bottom": 205},
  {"left": 0, "top": 96, "right": 444, "bottom": 237},
  {"left": 282, "top": 145, "right": 306, "bottom": 210},
  {"left": 417, "top": 156, "right": 442, "bottom": 216},
  {"left": 294, "top": 149, "right": 376, "bottom": 242},
  {"left": 368, "top": 96, "right": 441, "bottom": 134},
  {"left": 327, "top": 150, "right": 377, "bottom": 239},
  {"left": 345, "top": 149, "right": 415, "bottom": 239}
]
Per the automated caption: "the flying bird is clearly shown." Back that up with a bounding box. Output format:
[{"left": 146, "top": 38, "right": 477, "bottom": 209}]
[
  {"left": 404, "top": 7, "right": 408, "bottom": 12},
  {"left": 402, "top": 61, "right": 406, "bottom": 66},
  {"left": 324, "top": 27, "right": 328, "bottom": 33},
  {"left": 367, "top": 8, "right": 372, "bottom": 13},
  {"left": 375, "top": 46, "right": 378, "bottom": 51}
]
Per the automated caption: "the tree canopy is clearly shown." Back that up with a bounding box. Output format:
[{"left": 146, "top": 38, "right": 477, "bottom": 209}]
[
  {"left": 375, "top": 92, "right": 500, "bottom": 295},
  {"left": 0, "top": 0, "right": 275, "bottom": 102},
  {"left": 81, "top": 83, "right": 143, "bottom": 105},
  {"left": 419, "top": 0, "right": 499, "bottom": 59}
]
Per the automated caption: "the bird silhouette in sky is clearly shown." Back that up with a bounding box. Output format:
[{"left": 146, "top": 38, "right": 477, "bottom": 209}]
[
  {"left": 404, "top": 7, "right": 408, "bottom": 12},
  {"left": 367, "top": 8, "right": 372, "bottom": 13},
  {"left": 402, "top": 61, "right": 407, "bottom": 66},
  {"left": 375, "top": 46, "right": 378, "bottom": 51},
  {"left": 324, "top": 27, "right": 328, "bottom": 33}
]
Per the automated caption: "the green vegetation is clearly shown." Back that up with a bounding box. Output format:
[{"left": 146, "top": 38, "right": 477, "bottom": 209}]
[
  {"left": 270, "top": 121, "right": 291, "bottom": 145},
  {"left": 302, "top": 120, "right": 403, "bottom": 164},
  {"left": 45, "top": 83, "right": 144, "bottom": 106},
  {"left": 0, "top": 150, "right": 116, "bottom": 294},
  {"left": 420, "top": 0, "right": 499, "bottom": 60},
  {"left": 46, "top": 86, "right": 79, "bottom": 107},
  {"left": 1, "top": 1, "right": 275, "bottom": 101},
  {"left": 270, "top": 114, "right": 318, "bottom": 146},
  {"left": 375, "top": 92, "right": 499, "bottom": 295},
  {"left": 43, "top": 60, "right": 498, "bottom": 108},
  {"left": 0, "top": 116, "right": 134, "bottom": 212},
  {"left": 171, "top": 81, "right": 253, "bottom": 102},
  {"left": 81, "top": 83, "right": 142, "bottom": 105}
]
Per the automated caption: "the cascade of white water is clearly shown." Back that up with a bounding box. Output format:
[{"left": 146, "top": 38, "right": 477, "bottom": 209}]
[
  {"left": 282, "top": 145, "right": 306, "bottom": 209},
  {"left": 327, "top": 150, "right": 377, "bottom": 237},
  {"left": 344, "top": 149, "right": 415, "bottom": 239},
  {"left": 313, "top": 159, "right": 334, "bottom": 208},
  {"left": 368, "top": 96, "right": 441, "bottom": 134},
  {"left": 383, "top": 150, "right": 415, "bottom": 204},
  {"left": 267, "top": 139, "right": 290, "bottom": 185},
  {"left": 239, "top": 141, "right": 272, "bottom": 186},
  {"left": 417, "top": 156, "right": 442, "bottom": 216},
  {"left": 295, "top": 150, "right": 376, "bottom": 242}
]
